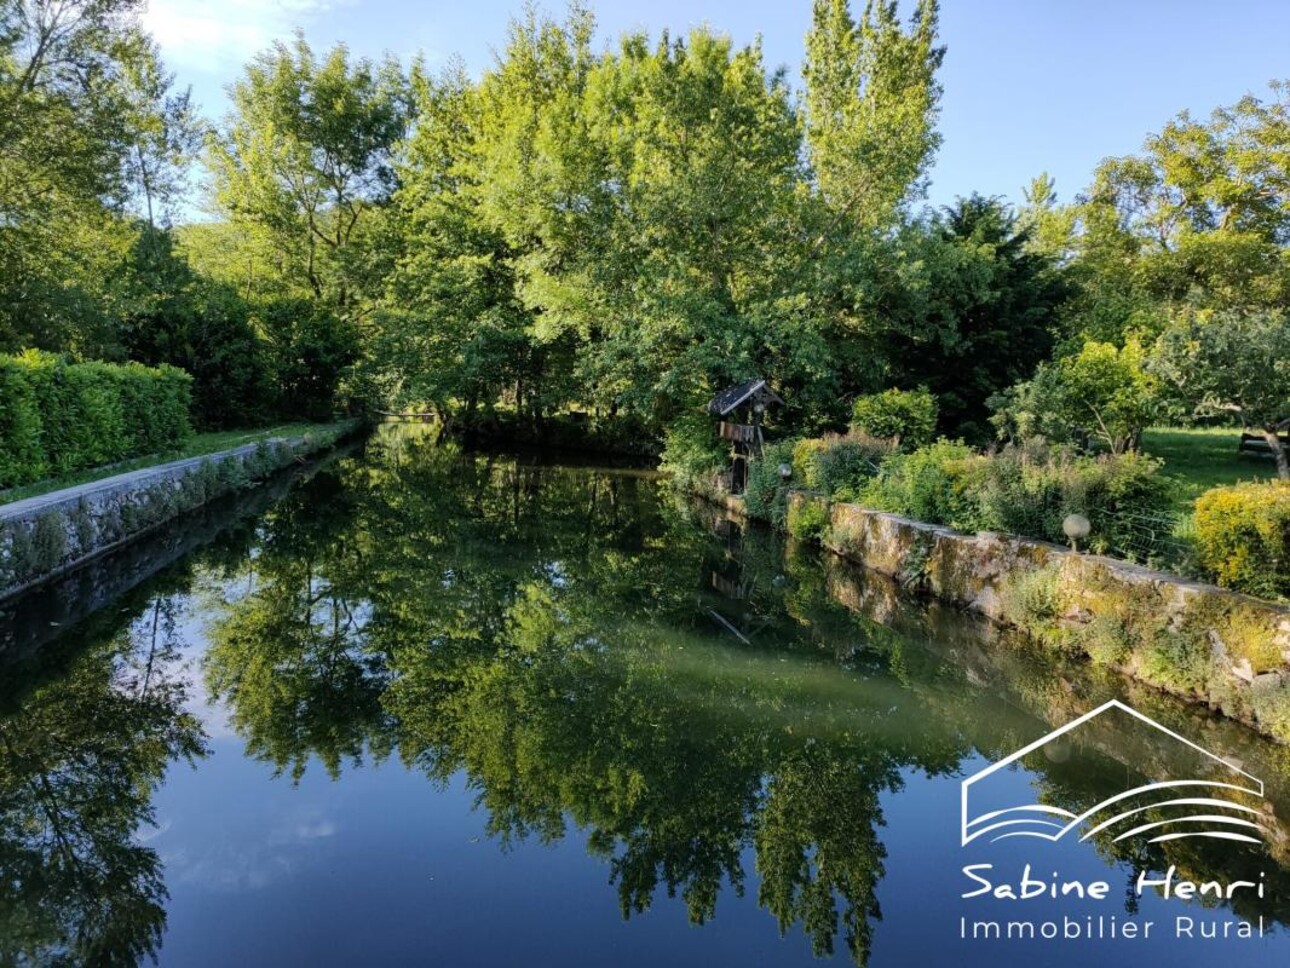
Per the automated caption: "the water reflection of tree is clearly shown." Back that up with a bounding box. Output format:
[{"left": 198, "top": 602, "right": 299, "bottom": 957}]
[
  {"left": 199, "top": 432, "right": 964, "bottom": 963},
  {"left": 1015, "top": 746, "right": 1290, "bottom": 925},
  {"left": 0, "top": 597, "right": 207, "bottom": 966},
  {"left": 200, "top": 428, "right": 1290, "bottom": 964}
]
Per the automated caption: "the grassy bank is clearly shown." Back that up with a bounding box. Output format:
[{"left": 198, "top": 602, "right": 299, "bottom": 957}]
[
  {"left": 0, "top": 423, "right": 336, "bottom": 507},
  {"left": 1142, "top": 426, "right": 1277, "bottom": 511}
]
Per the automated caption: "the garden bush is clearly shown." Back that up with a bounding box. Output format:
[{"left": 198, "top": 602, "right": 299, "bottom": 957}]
[
  {"left": 998, "top": 565, "right": 1072, "bottom": 651},
  {"left": 0, "top": 357, "right": 44, "bottom": 485},
  {"left": 792, "top": 432, "right": 892, "bottom": 498},
  {"left": 971, "top": 444, "right": 1174, "bottom": 558},
  {"left": 1193, "top": 481, "right": 1290, "bottom": 600},
  {"left": 860, "top": 440, "right": 987, "bottom": 532},
  {"left": 850, "top": 388, "right": 938, "bottom": 449},
  {"left": 743, "top": 440, "right": 797, "bottom": 526},
  {"left": 846, "top": 439, "right": 1174, "bottom": 556},
  {"left": 661, "top": 414, "right": 730, "bottom": 493},
  {"left": 0, "top": 351, "right": 193, "bottom": 488},
  {"left": 787, "top": 496, "right": 830, "bottom": 540}
]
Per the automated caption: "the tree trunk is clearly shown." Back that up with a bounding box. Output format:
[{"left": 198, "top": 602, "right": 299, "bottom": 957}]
[{"left": 1264, "top": 426, "right": 1289, "bottom": 479}]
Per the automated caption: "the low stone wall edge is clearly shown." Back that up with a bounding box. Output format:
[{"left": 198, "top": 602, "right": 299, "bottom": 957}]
[{"left": 0, "top": 423, "right": 359, "bottom": 600}]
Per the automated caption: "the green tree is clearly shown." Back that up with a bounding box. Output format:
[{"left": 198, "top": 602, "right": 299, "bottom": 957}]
[
  {"left": 1062, "top": 81, "right": 1290, "bottom": 346},
  {"left": 802, "top": 0, "right": 943, "bottom": 231},
  {"left": 255, "top": 297, "right": 360, "bottom": 420},
  {"left": 373, "top": 59, "right": 533, "bottom": 421},
  {"left": 558, "top": 26, "right": 811, "bottom": 424},
  {"left": 380, "top": 11, "right": 832, "bottom": 433},
  {"left": 0, "top": 0, "right": 189, "bottom": 357},
  {"left": 1018, "top": 172, "right": 1076, "bottom": 262},
  {"left": 850, "top": 387, "right": 937, "bottom": 448},
  {"left": 207, "top": 35, "right": 414, "bottom": 311},
  {"left": 121, "top": 228, "right": 278, "bottom": 428},
  {"left": 993, "top": 339, "right": 1160, "bottom": 454},
  {"left": 881, "top": 195, "right": 1068, "bottom": 438},
  {"left": 1151, "top": 310, "right": 1290, "bottom": 477},
  {"left": 117, "top": 35, "right": 201, "bottom": 231}
]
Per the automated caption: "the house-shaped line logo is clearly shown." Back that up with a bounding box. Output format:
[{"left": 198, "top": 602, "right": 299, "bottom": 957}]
[{"left": 961, "top": 700, "right": 1266, "bottom": 848}]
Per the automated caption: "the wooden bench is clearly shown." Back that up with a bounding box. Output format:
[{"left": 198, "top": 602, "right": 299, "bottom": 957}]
[{"left": 1238, "top": 431, "right": 1289, "bottom": 456}]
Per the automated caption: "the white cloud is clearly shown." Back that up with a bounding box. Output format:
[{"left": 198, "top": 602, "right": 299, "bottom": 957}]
[{"left": 142, "top": 0, "right": 344, "bottom": 73}]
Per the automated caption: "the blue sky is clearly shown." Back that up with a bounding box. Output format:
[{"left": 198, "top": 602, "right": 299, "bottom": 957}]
[{"left": 143, "top": 0, "right": 1290, "bottom": 209}]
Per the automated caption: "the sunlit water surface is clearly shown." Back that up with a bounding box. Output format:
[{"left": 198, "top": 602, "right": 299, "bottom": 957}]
[{"left": 3, "top": 424, "right": 1290, "bottom": 967}]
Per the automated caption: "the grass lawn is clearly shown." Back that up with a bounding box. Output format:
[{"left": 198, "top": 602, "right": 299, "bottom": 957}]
[
  {"left": 1141, "top": 426, "right": 1278, "bottom": 512},
  {"left": 0, "top": 422, "right": 336, "bottom": 507}
]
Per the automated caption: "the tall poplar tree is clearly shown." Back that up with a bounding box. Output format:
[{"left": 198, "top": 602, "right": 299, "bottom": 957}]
[{"left": 802, "top": 0, "right": 944, "bottom": 231}]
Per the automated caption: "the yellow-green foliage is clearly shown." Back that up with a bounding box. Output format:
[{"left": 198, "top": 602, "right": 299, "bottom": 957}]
[
  {"left": 862, "top": 440, "right": 987, "bottom": 532},
  {"left": 792, "top": 438, "right": 828, "bottom": 489},
  {"left": 1079, "top": 615, "right": 1133, "bottom": 667},
  {"left": 1136, "top": 628, "right": 1214, "bottom": 697},
  {"left": 850, "top": 387, "right": 937, "bottom": 447},
  {"left": 996, "top": 558, "right": 1287, "bottom": 736},
  {"left": 787, "top": 497, "right": 830, "bottom": 541},
  {"left": 999, "top": 565, "right": 1073, "bottom": 650},
  {"left": 743, "top": 440, "right": 797, "bottom": 525},
  {"left": 1250, "top": 676, "right": 1290, "bottom": 738},
  {"left": 1194, "top": 481, "right": 1290, "bottom": 600},
  {"left": 970, "top": 445, "right": 1173, "bottom": 561},
  {"left": 1221, "top": 609, "right": 1283, "bottom": 673},
  {"left": 1179, "top": 595, "right": 1283, "bottom": 674},
  {"left": 0, "top": 351, "right": 193, "bottom": 488},
  {"left": 792, "top": 432, "right": 891, "bottom": 497}
]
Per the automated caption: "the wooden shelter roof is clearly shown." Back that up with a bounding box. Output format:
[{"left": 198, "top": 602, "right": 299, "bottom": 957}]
[{"left": 706, "top": 379, "right": 783, "bottom": 417}]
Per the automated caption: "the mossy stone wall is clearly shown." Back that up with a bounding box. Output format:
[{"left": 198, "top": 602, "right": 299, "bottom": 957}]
[
  {"left": 785, "top": 491, "right": 1290, "bottom": 742},
  {"left": 0, "top": 427, "right": 351, "bottom": 600}
]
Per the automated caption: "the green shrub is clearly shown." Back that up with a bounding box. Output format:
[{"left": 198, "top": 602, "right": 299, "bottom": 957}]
[
  {"left": 787, "top": 498, "right": 830, "bottom": 540},
  {"left": 665, "top": 418, "right": 717, "bottom": 493},
  {"left": 744, "top": 440, "right": 797, "bottom": 526},
  {"left": 793, "top": 432, "right": 892, "bottom": 499},
  {"left": 0, "top": 357, "right": 44, "bottom": 485},
  {"left": 1079, "top": 615, "right": 1132, "bottom": 667},
  {"left": 70, "top": 501, "right": 94, "bottom": 554},
  {"left": 970, "top": 444, "right": 1174, "bottom": 559},
  {"left": 791, "top": 438, "right": 827, "bottom": 488},
  {"left": 30, "top": 512, "right": 67, "bottom": 572},
  {"left": 1250, "top": 677, "right": 1290, "bottom": 740},
  {"left": 1193, "top": 481, "right": 1290, "bottom": 600},
  {"left": 861, "top": 440, "right": 987, "bottom": 531},
  {"left": 847, "top": 436, "right": 1174, "bottom": 557},
  {"left": 969, "top": 442, "right": 1067, "bottom": 541},
  {"left": 999, "top": 565, "right": 1071, "bottom": 650},
  {"left": 1080, "top": 451, "right": 1176, "bottom": 560},
  {"left": 0, "top": 351, "right": 193, "bottom": 488},
  {"left": 850, "top": 388, "right": 938, "bottom": 448},
  {"left": 1138, "top": 629, "right": 1213, "bottom": 696}
]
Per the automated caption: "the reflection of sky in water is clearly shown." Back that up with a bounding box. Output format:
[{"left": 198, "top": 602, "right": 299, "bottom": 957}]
[
  {"left": 146, "top": 745, "right": 1289, "bottom": 967},
  {"left": 151, "top": 750, "right": 839, "bottom": 967},
  {"left": 8, "top": 440, "right": 1290, "bottom": 967},
  {"left": 874, "top": 764, "right": 1286, "bottom": 967}
]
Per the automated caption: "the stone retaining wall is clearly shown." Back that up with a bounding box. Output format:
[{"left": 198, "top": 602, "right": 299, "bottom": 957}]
[
  {"left": 765, "top": 490, "right": 1290, "bottom": 742},
  {"left": 0, "top": 425, "right": 355, "bottom": 601}
]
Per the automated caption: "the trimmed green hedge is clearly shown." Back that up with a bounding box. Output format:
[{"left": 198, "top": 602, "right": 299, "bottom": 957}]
[{"left": 0, "top": 351, "right": 192, "bottom": 488}]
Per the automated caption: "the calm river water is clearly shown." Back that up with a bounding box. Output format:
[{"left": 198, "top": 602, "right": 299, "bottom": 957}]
[{"left": 3, "top": 424, "right": 1290, "bottom": 967}]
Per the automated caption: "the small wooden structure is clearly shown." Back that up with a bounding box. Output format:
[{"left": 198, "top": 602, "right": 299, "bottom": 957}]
[
  {"left": 707, "top": 378, "right": 783, "bottom": 494},
  {"left": 1238, "top": 424, "right": 1290, "bottom": 458}
]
